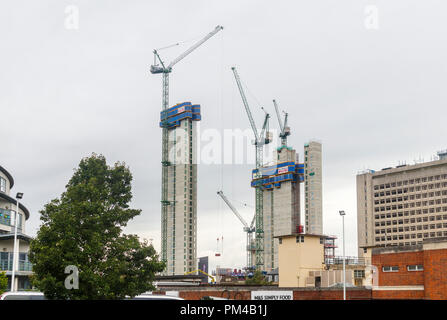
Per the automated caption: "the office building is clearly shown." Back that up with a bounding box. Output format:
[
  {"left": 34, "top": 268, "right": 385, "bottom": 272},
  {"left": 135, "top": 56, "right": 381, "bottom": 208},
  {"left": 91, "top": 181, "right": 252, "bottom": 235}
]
[{"left": 357, "top": 155, "right": 447, "bottom": 255}]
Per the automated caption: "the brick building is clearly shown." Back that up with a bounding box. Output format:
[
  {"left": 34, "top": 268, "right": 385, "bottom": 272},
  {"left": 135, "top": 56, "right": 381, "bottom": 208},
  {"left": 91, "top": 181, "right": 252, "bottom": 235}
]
[{"left": 370, "top": 237, "right": 447, "bottom": 299}]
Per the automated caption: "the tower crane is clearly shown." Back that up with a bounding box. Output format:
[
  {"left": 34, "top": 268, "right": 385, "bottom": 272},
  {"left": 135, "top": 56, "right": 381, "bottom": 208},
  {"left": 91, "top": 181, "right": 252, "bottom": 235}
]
[
  {"left": 231, "top": 67, "right": 271, "bottom": 270},
  {"left": 217, "top": 191, "right": 256, "bottom": 271},
  {"left": 151, "top": 25, "right": 223, "bottom": 263},
  {"left": 273, "top": 99, "right": 290, "bottom": 147}
]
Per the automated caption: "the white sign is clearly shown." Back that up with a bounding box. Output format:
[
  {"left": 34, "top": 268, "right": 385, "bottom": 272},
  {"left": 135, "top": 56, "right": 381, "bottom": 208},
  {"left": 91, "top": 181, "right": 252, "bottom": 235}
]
[
  {"left": 251, "top": 291, "right": 293, "bottom": 300},
  {"left": 277, "top": 166, "right": 288, "bottom": 174},
  {"left": 177, "top": 106, "right": 185, "bottom": 113}
]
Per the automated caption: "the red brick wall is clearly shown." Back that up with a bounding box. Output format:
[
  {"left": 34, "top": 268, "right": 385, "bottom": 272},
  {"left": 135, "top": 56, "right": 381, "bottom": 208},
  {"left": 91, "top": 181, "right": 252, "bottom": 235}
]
[
  {"left": 372, "top": 251, "right": 424, "bottom": 286},
  {"left": 372, "top": 290, "right": 424, "bottom": 300},
  {"left": 293, "top": 289, "right": 371, "bottom": 300},
  {"left": 424, "top": 249, "right": 447, "bottom": 299},
  {"left": 179, "top": 290, "right": 251, "bottom": 300},
  {"left": 173, "top": 289, "right": 371, "bottom": 300}
]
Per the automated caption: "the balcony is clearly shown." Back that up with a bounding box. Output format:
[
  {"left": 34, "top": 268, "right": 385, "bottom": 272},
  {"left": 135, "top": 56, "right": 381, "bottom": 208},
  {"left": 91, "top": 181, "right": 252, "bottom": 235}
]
[
  {"left": 0, "top": 252, "right": 33, "bottom": 272},
  {"left": 326, "top": 256, "right": 371, "bottom": 266},
  {"left": 19, "top": 261, "right": 33, "bottom": 272},
  {"left": 0, "top": 260, "right": 12, "bottom": 271}
]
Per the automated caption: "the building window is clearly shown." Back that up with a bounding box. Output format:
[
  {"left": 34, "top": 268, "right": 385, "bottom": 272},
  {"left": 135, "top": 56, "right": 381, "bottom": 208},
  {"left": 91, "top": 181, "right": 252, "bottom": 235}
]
[
  {"left": 0, "top": 177, "right": 6, "bottom": 193},
  {"left": 0, "top": 208, "right": 11, "bottom": 226},
  {"left": 354, "top": 270, "right": 365, "bottom": 278},
  {"left": 279, "top": 238, "right": 282, "bottom": 244},
  {"left": 407, "top": 265, "right": 424, "bottom": 271},
  {"left": 382, "top": 266, "right": 399, "bottom": 272}
]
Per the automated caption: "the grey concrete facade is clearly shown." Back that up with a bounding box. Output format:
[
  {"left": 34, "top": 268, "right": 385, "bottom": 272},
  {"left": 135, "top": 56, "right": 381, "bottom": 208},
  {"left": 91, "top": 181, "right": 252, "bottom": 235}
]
[
  {"left": 304, "top": 141, "right": 323, "bottom": 235},
  {"left": 357, "top": 158, "right": 447, "bottom": 256},
  {"left": 262, "top": 147, "right": 301, "bottom": 272},
  {"left": 165, "top": 119, "right": 198, "bottom": 275}
]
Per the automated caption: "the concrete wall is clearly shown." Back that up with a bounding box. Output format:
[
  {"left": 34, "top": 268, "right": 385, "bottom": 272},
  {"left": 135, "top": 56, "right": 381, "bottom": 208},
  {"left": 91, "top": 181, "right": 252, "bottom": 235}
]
[
  {"left": 278, "top": 235, "right": 325, "bottom": 287},
  {"left": 306, "top": 269, "right": 355, "bottom": 287},
  {"left": 304, "top": 141, "right": 323, "bottom": 235},
  {"left": 357, "top": 173, "right": 375, "bottom": 255},
  {"left": 165, "top": 118, "right": 198, "bottom": 275},
  {"left": 0, "top": 238, "right": 30, "bottom": 253}
]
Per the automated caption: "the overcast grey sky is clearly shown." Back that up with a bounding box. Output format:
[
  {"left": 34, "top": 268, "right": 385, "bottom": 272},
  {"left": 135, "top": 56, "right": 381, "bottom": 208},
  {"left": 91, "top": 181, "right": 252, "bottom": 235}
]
[{"left": 1, "top": 1, "right": 447, "bottom": 271}]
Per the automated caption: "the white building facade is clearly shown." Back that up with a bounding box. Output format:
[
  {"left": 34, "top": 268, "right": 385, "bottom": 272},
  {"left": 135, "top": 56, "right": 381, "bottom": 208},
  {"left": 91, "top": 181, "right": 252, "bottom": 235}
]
[{"left": 0, "top": 165, "right": 32, "bottom": 291}]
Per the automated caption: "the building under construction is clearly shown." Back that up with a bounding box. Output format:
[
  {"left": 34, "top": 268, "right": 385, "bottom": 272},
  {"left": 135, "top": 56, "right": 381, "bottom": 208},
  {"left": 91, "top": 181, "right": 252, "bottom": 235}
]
[
  {"left": 304, "top": 141, "right": 323, "bottom": 234},
  {"left": 151, "top": 26, "right": 223, "bottom": 276},
  {"left": 251, "top": 146, "right": 305, "bottom": 271},
  {"left": 159, "top": 102, "right": 201, "bottom": 275}
]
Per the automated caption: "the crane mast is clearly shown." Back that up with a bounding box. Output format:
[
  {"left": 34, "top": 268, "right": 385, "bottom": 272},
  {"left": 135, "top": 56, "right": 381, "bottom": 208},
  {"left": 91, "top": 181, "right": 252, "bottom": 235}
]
[
  {"left": 273, "top": 99, "right": 290, "bottom": 147},
  {"left": 231, "top": 67, "right": 271, "bottom": 270},
  {"left": 217, "top": 191, "right": 255, "bottom": 271},
  {"left": 151, "top": 26, "right": 223, "bottom": 264}
]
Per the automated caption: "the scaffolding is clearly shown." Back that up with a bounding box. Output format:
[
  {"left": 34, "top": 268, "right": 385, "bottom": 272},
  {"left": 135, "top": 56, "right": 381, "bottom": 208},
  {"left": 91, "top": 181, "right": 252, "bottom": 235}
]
[{"left": 323, "top": 236, "right": 337, "bottom": 265}]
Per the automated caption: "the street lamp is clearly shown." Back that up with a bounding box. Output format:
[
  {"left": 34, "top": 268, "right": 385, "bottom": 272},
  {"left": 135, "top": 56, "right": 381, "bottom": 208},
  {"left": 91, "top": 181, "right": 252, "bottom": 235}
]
[
  {"left": 11, "top": 192, "right": 23, "bottom": 292},
  {"left": 339, "top": 210, "right": 346, "bottom": 301}
]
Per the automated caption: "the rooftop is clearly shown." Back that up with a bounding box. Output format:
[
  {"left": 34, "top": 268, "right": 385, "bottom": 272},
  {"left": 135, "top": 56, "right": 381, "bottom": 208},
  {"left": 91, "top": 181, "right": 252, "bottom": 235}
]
[
  {"left": 275, "top": 233, "right": 330, "bottom": 239},
  {"left": 358, "top": 157, "right": 447, "bottom": 177},
  {"left": 371, "top": 237, "right": 447, "bottom": 255}
]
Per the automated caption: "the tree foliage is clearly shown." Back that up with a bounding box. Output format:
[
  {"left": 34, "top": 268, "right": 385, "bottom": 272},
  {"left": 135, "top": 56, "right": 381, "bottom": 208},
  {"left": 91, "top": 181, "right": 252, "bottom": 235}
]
[
  {"left": 29, "top": 154, "right": 165, "bottom": 299},
  {"left": 245, "top": 270, "right": 268, "bottom": 285},
  {"left": 0, "top": 271, "right": 7, "bottom": 294}
]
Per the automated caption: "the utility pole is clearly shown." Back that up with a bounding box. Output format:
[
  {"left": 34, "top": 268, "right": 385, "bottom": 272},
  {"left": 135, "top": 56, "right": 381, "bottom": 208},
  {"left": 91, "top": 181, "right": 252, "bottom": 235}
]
[
  {"left": 339, "top": 210, "right": 346, "bottom": 300},
  {"left": 11, "top": 192, "right": 23, "bottom": 292}
]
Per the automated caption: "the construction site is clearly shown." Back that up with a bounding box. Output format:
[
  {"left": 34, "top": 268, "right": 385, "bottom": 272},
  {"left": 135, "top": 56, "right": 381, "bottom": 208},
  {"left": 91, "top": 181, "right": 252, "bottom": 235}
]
[{"left": 150, "top": 25, "right": 336, "bottom": 283}]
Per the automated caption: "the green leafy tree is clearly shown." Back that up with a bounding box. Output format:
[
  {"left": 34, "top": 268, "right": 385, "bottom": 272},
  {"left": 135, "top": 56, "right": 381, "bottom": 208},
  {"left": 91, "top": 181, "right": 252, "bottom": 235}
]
[
  {"left": 245, "top": 270, "right": 268, "bottom": 285},
  {"left": 29, "top": 154, "right": 165, "bottom": 299},
  {"left": 0, "top": 271, "right": 8, "bottom": 294}
]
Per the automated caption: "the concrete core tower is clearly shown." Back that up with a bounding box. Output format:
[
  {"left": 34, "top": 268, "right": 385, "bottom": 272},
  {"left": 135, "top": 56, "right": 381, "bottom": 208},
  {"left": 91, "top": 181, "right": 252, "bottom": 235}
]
[
  {"left": 160, "top": 102, "right": 200, "bottom": 275},
  {"left": 251, "top": 146, "right": 304, "bottom": 271},
  {"left": 304, "top": 141, "right": 323, "bottom": 235}
]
